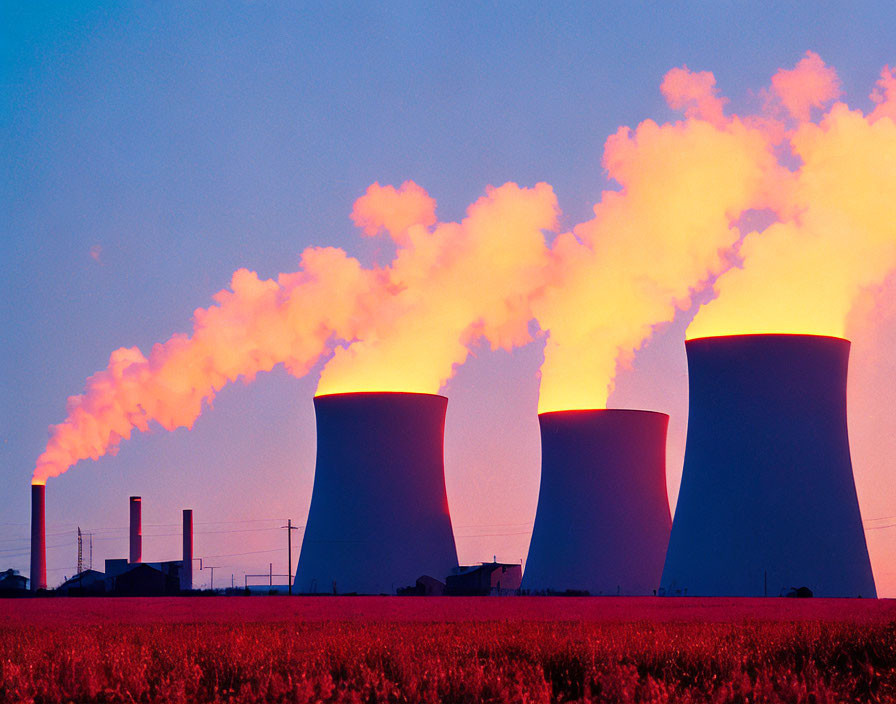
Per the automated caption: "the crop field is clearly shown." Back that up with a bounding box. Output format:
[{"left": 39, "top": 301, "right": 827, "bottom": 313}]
[{"left": 2, "top": 597, "right": 895, "bottom": 703}]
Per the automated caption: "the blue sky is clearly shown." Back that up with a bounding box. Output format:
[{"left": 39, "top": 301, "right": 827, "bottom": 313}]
[{"left": 3, "top": 2, "right": 896, "bottom": 590}]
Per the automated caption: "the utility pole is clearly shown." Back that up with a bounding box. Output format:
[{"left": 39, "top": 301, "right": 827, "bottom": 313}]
[
  {"left": 89, "top": 533, "right": 93, "bottom": 571},
  {"left": 282, "top": 519, "right": 299, "bottom": 595},
  {"left": 204, "top": 565, "right": 220, "bottom": 590}
]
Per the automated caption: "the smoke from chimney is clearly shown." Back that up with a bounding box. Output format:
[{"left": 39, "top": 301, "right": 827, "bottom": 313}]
[
  {"left": 129, "top": 496, "right": 142, "bottom": 564},
  {"left": 30, "top": 484, "right": 46, "bottom": 591}
]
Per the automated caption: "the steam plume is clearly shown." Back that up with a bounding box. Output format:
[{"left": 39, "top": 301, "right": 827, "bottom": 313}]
[
  {"left": 689, "top": 55, "right": 896, "bottom": 338},
  {"left": 34, "top": 53, "right": 896, "bottom": 482},
  {"left": 770, "top": 51, "right": 841, "bottom": 122},
  {"left": 33, "top": 248, "right": 374, "bottom": 484},
  {"left": 533, "top": 102, "right": 777, "bottom": 412},
  {"left": 316, "top": 182, "right": 558, "bottom": 395},
  {"left": 33, "top": 184, "right": 557, "bottom": 483}
]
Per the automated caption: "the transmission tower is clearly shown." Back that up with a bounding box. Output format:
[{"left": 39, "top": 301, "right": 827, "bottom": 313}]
[{"left": 77, "top": 527, "right": 83, "bottom": 575}]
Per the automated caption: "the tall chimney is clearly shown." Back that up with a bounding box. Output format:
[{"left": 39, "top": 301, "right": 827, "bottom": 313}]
[
  {"left": 129, "top": 496, "right": 142, "bottom": 564},
  {"left": 295, "top": 392, "right": 459, "bottom": 594},
  {"left": 182, "top": 509, "right": 193, "bottom": 591},
  {"left": 522, "top": 409, "right": 671, "bottom": 595},
  {"left": 30, "top": 484, "right": 47, "bottom": 591},
  {"left": 661, "top": 334, "right": 877, "bottom": 597}
]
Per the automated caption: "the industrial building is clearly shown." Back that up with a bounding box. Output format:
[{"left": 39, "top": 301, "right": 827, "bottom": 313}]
[
  {"left": 56, "top": 569, "right": 106, "bottom": 596},
  {"left": 446, "top": 562, "right": 522, "bottom": 595},
  {"left": 661, "top": 334, "right": 877, "bottom": 597},
  {"left": 27, "top": 492, "right": 195, "bottom": 595},
  {"left": 107, "top": 562, "right": 181, "bottom": 596},
  {"left": 0, "top": 569, "right": 28, "bottom": 595},
  {"left": 522, "top": 409, "right": 671, "bottom": 595},
  {"left": 396, "top": 575, "right": 447, "bottom": 596}
]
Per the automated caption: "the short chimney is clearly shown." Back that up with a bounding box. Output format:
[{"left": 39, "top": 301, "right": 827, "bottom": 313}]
[
  {"left": 129, "top": 496, "right": 142, "bottom": 563},
  {"left": 30, "top": 484, "right": 47, "bottom": 591},
  {"left": 182, "top": 509, "right": 193, "bottom": 591}
]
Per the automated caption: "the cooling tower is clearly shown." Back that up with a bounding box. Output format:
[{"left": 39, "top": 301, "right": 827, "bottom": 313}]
[
  {"left": 182, "top": 509, "right": 193, "bottom": 591},
  {"left": 129, "top": 496, "right": 142, "bottom": 564},
  {"left": 30, "top": 484, "right": 47, "bottom": 591},
  {"left": 661, "top": 334, "right": 876, "bottom": 597},
  {"left": 295, "top": 392, "right": 459, "bottom": 594},
  {"left": 522, "top": 409, "right": 671, "bottom": 595}
]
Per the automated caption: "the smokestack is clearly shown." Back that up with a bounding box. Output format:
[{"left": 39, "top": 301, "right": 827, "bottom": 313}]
[
  {"left": 30, "top": 484, "right": 47, "bottom": 591},
  {"left": 182, "top": 509, "right": 193, "bottom": 591},
  {"left": 295, "top": 392, "right": 459, "bottom": 594},
  {"left": 129, "top": 496, "right": 142, "bottom": 564},
  {"left": 522, "top": 409, "right": 671, "bottom": 595},
  {"left": 662, "top": 334, "right": 877, "bottom": 597}
]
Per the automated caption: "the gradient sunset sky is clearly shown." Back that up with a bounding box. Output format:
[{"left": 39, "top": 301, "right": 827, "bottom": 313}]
[{"left": 3, "top": 2, "right": 896, "bottom": 594}]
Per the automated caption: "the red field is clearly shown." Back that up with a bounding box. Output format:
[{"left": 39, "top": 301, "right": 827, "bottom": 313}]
[{"left": 2, "top": 597, "right": 895, "bottom": 703}]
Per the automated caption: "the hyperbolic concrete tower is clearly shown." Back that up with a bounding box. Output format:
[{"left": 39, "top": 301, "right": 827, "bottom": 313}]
[
  {"left": 30, "top": 484, "right": 47, "bottom": 591},
  {"left": 522, "top": 409, "right": 672, "bottom": 595},
  {"left": 662, "top": 334, "right": 876, "bottom": 597},
  {"left": 295, "top": 392, "right": 459, "bottom": 594}
]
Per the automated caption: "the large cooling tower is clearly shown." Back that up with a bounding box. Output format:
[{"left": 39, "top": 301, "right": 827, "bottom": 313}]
[
  {"left": 295, "top": 392, "right": 459, "bottom": 594},
  {"left": 522, "top": 409, "right": 671, "bottom": 595},
  {"left": 30, "top": 484, "right": 47, "bottom": 591},
  {"left": 661, "top": 334, "right": 876, "bottom": 597}
]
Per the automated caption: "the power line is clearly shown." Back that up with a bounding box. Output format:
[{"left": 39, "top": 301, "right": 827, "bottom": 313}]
[
  {"left": 201, "top": 548, "right": 282, "bottom": 559},
  {"left": 0, "top": 541, "right": 72, "bottom": 556},
  {"left": 0, "top": 520, "right": 288, "bottom": 542},
  {"left": 3, "top": 518, "right": 529, "bottom": 543},
  {"left": 79, "top": 518, "right": 289, "bottom": 533},
  {"left": 81, "top": 526, "right": 288, "bottom": 542},
  {"left": 0, "top": 529, "right": 84, "bottom": 542},
  {"left": 866, "top": 522, "right": 896, "bottom": 531},
  {"left": 196, "top": 518, "right": 288, "bottom": 525}
]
